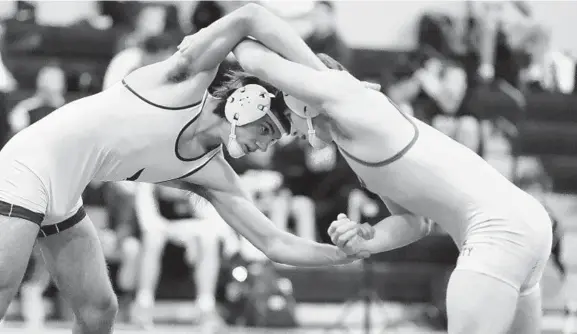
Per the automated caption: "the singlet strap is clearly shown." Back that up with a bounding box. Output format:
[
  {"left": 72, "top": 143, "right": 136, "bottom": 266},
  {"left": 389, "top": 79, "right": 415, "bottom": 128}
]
[
  {"left": 338, "top": 104, "right": 419, "bottom": 167},
  {"left": 174, "top": 91, "right": 210, "bottom": 161},
  {"left": 122, "top": 79, "right": 202, "bottom": 110}
]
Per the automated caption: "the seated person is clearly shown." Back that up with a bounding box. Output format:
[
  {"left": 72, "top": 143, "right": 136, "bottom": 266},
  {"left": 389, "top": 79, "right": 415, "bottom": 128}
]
[
  {"left": 132, "top": 183, "right": 237, "bottom": 328},
  {"left": 8, "top": 64, "right": 66, "bottom": 134},
  {"left": 386, "top": 50, "right": 484, "bottom": 157},
  {"left": 19, "top": 245, "right": 50, "bottom": 328},
  {"left": 240, "top": 154, "right": 317, "bottom": 242}
]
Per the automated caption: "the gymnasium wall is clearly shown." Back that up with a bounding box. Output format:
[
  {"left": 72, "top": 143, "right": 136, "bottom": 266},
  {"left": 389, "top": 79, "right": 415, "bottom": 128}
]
[{"left": 1, "top": 1, "right": 577, "bottom": 54}]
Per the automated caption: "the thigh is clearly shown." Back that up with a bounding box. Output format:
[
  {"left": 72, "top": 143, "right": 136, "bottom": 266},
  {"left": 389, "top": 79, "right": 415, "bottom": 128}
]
[
  {"left": 447, "top": 269, "right": 519, "bottom": 334},
  {"left": 508, "top": 284, "right": 541, "bottom": 334},
  {"left": 0, "top": 215, "right": 39, "bottom": 291},
  {"left": 37, "top": 215, "right": 115, "bottom": 311}
]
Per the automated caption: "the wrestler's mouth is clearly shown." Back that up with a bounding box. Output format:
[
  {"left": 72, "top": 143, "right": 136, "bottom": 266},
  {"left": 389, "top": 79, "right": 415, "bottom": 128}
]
[{"left": 243, "top": 144, "right": 255, "bottom": 154}]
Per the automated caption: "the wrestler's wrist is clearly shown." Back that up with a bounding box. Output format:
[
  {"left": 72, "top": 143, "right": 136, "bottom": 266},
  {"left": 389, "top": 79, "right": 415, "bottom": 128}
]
[{"left": 334, "top": 246, "right": 367, "bottom": 265}]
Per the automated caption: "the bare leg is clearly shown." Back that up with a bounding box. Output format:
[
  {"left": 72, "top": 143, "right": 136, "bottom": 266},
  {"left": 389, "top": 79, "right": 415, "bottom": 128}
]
[
  {"left": 446, "top": 270, "right": 518, "bottom": 334},
  {"left": 38, "top": 216, "right": 118, "bottom": 334},
  {"left": 0, "top": 216, "right": 39, "bottom": 319}
]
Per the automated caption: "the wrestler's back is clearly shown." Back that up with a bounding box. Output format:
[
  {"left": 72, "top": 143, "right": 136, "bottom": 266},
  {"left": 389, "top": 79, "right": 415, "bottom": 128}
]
[{"left": 333, "top": 87, "right": 542, "bottom": 245}]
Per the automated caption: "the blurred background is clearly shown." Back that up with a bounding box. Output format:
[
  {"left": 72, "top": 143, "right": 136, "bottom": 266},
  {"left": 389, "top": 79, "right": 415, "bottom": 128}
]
[{"left": 1, "top": 1, "right": 577, "bottom": 333}]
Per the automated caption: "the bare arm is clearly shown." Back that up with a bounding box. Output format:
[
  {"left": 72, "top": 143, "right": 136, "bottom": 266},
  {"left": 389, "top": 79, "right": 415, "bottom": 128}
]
[
  {"left": 164, "top": 156, "right": 358, "bottom": 267},
  {"left": 232, "top": 39, "right": 354, "bottom": 108},
  {"left": 362, "top": 198, "right": 431, "bottom": 254},
  {"left": 171, "top": 3, "right": 326, "bottom": 80}
]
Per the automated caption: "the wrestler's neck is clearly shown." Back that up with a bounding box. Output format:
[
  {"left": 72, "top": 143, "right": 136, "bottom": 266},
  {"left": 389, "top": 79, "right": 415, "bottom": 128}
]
[
  {"left": 315, "top": 114, "right": 341, "bottom": 143},
  {"left": 188, "top": 97, "right": 230, "bottom": 149}
]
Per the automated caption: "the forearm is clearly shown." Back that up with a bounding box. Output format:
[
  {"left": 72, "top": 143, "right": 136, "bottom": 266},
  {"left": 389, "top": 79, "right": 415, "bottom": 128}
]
[
  {"left": 246, "top": 5, "right": 326, "bottom": 71},
  {"left": 206, "top": 188, "right": 351, "bottom": 267},
  {"left": 267, "top": 233, "right": 352, "bottom": 267},
  {"left": 363, "top": 214, "right": 431, "bottom": 254}
]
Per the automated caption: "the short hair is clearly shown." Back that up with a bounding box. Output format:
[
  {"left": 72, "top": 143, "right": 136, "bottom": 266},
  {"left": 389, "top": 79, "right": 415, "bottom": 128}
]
[{"left": 210, "top": 69, "right": 291, "bottom": 132}]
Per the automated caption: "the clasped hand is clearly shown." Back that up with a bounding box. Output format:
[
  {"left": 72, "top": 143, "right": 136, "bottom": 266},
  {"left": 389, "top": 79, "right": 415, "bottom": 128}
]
[{"left": 327, "top": 213, "right": 375, "bottom": 259}]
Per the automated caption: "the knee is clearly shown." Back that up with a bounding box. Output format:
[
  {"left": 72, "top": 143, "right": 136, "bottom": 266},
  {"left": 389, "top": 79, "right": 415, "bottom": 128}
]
[
  {"left": 76, "top": 292, "right": 118, "bottom": 327},
  {"left": 458, "top": 116, "right": 481, "bottom": 135}
]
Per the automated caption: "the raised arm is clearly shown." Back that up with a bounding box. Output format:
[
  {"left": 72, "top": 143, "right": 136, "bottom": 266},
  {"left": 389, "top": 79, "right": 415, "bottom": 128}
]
[
  {"left": 232, "top": 38, "right": 356, "bottom": 108},
  {"left": 172, "top": 3, "right": 326, "bottom": 78},
  {"left": 163, "top": 156, "right": 362, "bottom": 267}
]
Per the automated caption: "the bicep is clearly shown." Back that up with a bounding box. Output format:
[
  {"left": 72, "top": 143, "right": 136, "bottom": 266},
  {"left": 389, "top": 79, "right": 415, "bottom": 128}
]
[{"left": 233, "top": 39, "right": 346, "bottom": 106}]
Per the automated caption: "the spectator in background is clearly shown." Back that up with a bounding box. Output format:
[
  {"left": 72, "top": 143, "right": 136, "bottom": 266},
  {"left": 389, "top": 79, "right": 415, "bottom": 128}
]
[
  {"left": 386, "top": 49, "right": 482, "bottom": 154},
  {"left": 272, "top": 137, "right": 357, "bottom": 244},
  {"left": 305, "top": 1, "right": 350, "bottom": 67},
  {"left": 133, "top": 184, "right": 236, "bottom": 329},
  {"left": 19, "top": 246, "right": 50, "bottom": 328},
  {"left": 228, "top": 144, "right": 317, "bottom": 246},
  {"left": 517, "top": 24, "right": 576, "bottom": 94},
  {"left": 102, "top": 32, "right": 178, "bottom": 90},
  {"left": 8, "top": 64, "right": 65, "bottom": 134},
  {"left": 190, "top": 1, "right": 224, "bottom": 32},
  {"left": 469, "top": 1, "right": 533, "bottom": 87},
  {"left": 116, "top": 4, "right": 172, "bottom": 52},
  {"left": 0, "top": 22, "right": 16, "bottom": 147}
]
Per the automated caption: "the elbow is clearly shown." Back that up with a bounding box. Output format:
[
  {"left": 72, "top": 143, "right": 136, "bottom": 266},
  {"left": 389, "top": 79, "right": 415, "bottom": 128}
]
[
  {"left": 261, "top": 236, "right": 289, "bottom": 264},
  {"left": 233, "top": 42, "right": 271, "bottom": 78},
  {"left": 237, "top": 3, "right": 265, "bottom": 32},
  {"left": 405, "top": 214, "right": 432, "bottom": 238}
]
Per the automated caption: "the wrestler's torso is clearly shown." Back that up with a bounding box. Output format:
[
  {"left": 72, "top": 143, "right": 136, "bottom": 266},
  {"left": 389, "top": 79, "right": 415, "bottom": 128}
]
[
  {"left": 330, "top": 82, "right": 539, "bottom": 245},
  {"left": 0, "top": 63, "right": 224, "bottom": 209}
]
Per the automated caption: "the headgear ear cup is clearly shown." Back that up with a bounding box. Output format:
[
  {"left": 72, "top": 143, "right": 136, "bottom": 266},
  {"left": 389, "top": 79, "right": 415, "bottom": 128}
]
[
  {"left": 224, "top": 84, "right": 288, "bottom": 158},
  {"left": 283, "top": 93, "right": 329, "bottom": 149}
]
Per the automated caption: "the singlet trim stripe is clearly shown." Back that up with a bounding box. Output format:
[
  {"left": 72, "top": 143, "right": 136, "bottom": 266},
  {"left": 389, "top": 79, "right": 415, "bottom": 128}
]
[
  {"left": 122, "top": 79, "right": 202, "bottom": 110},
  {"left": 174, "top": 91, "right": 210, "bottom": 161},
  {"left": 164, "top": 145, "right": 222, "bottom": 182},
  {"left": 338, "top": 103, "right": 419, "bottom": 167}
]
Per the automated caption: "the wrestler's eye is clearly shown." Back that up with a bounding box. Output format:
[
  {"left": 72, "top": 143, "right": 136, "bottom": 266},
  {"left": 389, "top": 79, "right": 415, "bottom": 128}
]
[{"left": 260, "top": 124, "right": 271, "bottom": 136}]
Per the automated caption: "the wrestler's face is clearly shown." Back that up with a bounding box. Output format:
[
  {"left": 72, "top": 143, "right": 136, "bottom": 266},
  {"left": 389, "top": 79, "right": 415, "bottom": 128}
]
[{"left": 232, "top": 115, "right": 284, "bottom": 154}]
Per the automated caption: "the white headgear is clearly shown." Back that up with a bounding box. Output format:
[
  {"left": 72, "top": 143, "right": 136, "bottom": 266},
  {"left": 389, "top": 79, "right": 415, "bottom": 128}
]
[
  {"left": 224, "top": 84, "right": 287, "bottom": 158},
  {"left": 283, "top": 93, "right": 329, "bottom": 149}
]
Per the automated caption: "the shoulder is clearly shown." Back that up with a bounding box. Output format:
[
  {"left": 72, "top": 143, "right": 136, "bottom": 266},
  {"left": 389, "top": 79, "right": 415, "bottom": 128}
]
[{"left": 321, "top": 70, "right": 367, "bottom": 107}]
